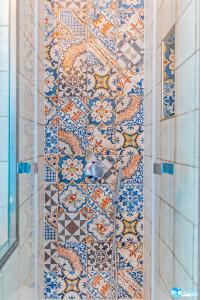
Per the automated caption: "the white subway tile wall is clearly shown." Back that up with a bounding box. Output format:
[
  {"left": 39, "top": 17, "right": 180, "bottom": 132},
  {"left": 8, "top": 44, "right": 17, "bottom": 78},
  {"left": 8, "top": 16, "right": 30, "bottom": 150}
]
[{"left": 144, "top": 0, "right": 199, "bottom": 299}]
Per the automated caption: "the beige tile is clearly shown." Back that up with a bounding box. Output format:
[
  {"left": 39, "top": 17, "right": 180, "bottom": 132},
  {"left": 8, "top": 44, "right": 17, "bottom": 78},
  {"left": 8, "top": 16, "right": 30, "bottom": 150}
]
[
  {"left": 160, "top": 118, "right": 174, "bottom": 161},
  {"left": 0, "top": 1, "right": 9, "bottom": 25},
  {"left": 161, "top": 0, "right": 176, "bottom": 40},
  {"left": 174, "top": 255, "right": 194, "bottom": 290},
  {"left": 175, "top": 111, "right": 195, "bottom": 166},
  {"left": 160, "top": 199, "right": 174, "bottom": 251},
  {"left": 176, "top": 55, "right": 196, "bottom": 114},
  {"left": 176, "top": 0, "right": 193, "bottom": 19},
  {"left": 159, "top": 238, "right": 174, "bottom": 290},
  {"left": 174, "top": 164, "right": 198, "bottom": 225},
  {"left": 174, "top": 212, "right": 194, "bottom": 278},
  {"left": 19, "top": 117, "right": 34, "bottom": 161},
  {"left": 176, "top": 0, "right": 196, "bottom": 67}
]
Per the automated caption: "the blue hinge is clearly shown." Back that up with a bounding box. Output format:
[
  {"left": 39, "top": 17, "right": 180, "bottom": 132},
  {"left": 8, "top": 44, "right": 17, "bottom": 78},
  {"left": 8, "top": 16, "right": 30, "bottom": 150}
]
[
  {"left": 17, "top": 162, "right": 38, "bottom": 174},
  {"left": 162, "top": 163, "right": 174, "bottom": 175},
  {"left": 154, "top": 162, "right": 174, "bottom": 175}
]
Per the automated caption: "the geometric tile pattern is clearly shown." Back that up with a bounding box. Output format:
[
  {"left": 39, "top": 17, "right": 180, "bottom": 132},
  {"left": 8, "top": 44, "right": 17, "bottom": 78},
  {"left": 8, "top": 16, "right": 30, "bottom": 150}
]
[
  {"left": 162, "top": 27, "right": 175, "bottom": 118},
  {"left": 58, "top": 211, "right": 87, "bottom": 242},
  {"left": 44, "top": 0, "right": 144, "bottom": 298},
  {"left": 45, "top": 241, "right": 58, "bottom": 272}
]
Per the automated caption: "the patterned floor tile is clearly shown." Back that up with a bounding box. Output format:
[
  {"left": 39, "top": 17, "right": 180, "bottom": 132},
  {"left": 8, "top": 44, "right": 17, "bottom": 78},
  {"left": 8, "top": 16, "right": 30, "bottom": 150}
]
[
  {"left": 45, "top": 66, "right": 58, "bottom": 98},
  {"left": 87, "top": 271, "right": 112, "bottom": 299},
  {"left": 45, "top": 96, "right": 59, "bottom": 127},
  {"left": 117, "top": 183, "right": 143, "bottom": 217},
  {"left": 45, "top": 242, "right": 58, "bottom": 272},
  {"left": 44, "top": 272, "right": 58, "bottom": 299},
  {"left": 58, "top": 95, "right": 88, "bottom": 156},
  {"left": 116, "top": 8, "right": 144, "bottom": 70},
  {"left": 87, "top": 184, "right": 115, "bottom": 219},
  {"left": 116, "top": 124, "right": 144, "bottom": 158},
  {"left": 57, "top": 242, "right": 87, "bottom": 299},
  {"left": 119, "top": 155, "right": 143, "bottom": 183},
  {"left": 58, "top": 43, "right": 87, "bottom": 99},
  {"left": 87, "top": 242, "right": 112, "bottom": 273},
  {"left": 58, "top": 183, "right": 87, "bottom": 213},
  {"left": 45, "top": 155, "right": 58, "bottom": 182},
  {"left": 87, "top": 213, "right": 113, "bottom": 243},
  {"left": 117, "top": 267, "right": 143, "bottom": 299},
  {"left": 45, "top": 184, "right": 58, "bottom": 241},
  {"left": 116, "top": 211, "right": 143, "bottom": 244},
  {"left": 58, "top": 211, "right": 87, "bottom": 243},
  {"left": 88, "top": 96, "right": 116, "bottom": 127},
  {"left": 58, "top": 155, "right": 86, "bottom": 184},
  {"left": 87, "top": 124, "right": 116, "bottom": 155}
]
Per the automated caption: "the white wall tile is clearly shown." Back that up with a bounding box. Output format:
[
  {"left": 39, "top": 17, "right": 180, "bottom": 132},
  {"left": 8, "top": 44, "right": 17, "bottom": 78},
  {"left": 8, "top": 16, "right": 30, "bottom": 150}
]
[
  {"left": 175, "top": 111, "right": 195, "bottom": 166},
  {"left": 174, "top": 213, "right": 194, "bottom": 278},
  {"left": 176, "top": 0, "right": 196, "bottom": 67},
  {"left": 175, "top": 164, "right": 198, "bottom": 225},
  {"left": 176, "top": 55, "right": 196, "bottom": 114}
]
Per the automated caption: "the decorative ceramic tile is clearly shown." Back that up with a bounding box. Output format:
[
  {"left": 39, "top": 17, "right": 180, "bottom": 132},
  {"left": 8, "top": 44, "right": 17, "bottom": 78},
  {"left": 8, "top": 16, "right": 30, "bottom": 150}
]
[
  {"left": 58, "top": 211, "right": 87, "bottom": 243},
  {"left": 59, "top": 9, "right": 86, "bottom": 38},
  {"left": 120, "top": 155, "right": 143, "bottom": 183},
  {"left": 45, "top": 96, "right": 59, "bottom": 126},
  {"left": 162, "top": 28, "right": 175, "bottom": 119},
  {"left": 45, "top": 184, "right": 58, "bottom": 241},
  {"left": 45, "top": 242, "right": 58, "bottom": 272},
  {"left": 45, "top": 222, "right": 57, "bottom": 241},
  {"left": 116, "top": 211, "right": 143, "bottom": 244},
  {"left": 87, "top": 242, "right": 112, "bottom": 273},
  {"left": 117, "top": 183, "right": 143, "bottom": 217},
  {"left": 87, "top": 66, "right": 117, "bottom": 99},
  {"left": 87, "top": 124, "right": 116, "bottom": 155},
  {"left": 45, "top": 183, "right": 58, "bottom": 209},
  {"left": 57, "top": 242, "right": 87, "bottom": 299},
  {"left": 45, "top": 67, "right": 58, "bottom": 97},
  {"left": 44, "top": 0, "right": 144, "bottom": 296},
  {"left": 116, "top": 6, "right": 144, "bottom": 70},
  {"left": 45, "top": 155, "right": 58, "bottom": 182},
  {"left": 87, "top": 213, "right": 113, "bottom": 243},
  {"left": 58, "top": 95, "right": 88, "bottom": 155},
  {"left": 44, "top": 272, "right": 58, "bottom": 299},
  {"left": 118, "top": 0, "right": 144, "bottom": 10},
  {"left": 58, "top": 183, "right": 87, "bottom": 213},
  {"left": 58, "top": 155, "right": 86, "bottom": 184},
  {"left": 87, "top": 184, "right": 115, "bottom": 219},
  {"left": 45, "top": 125, "right": 58, "bottom": 155},
  {"left": 116, "top": 124, "right": 144, "bottom": 157},
  {"left": 88, "top": 97, "right": 116, "bottom": 126},
  {"left": 87, "top": 271, "right": 112, "bottom": 299}
]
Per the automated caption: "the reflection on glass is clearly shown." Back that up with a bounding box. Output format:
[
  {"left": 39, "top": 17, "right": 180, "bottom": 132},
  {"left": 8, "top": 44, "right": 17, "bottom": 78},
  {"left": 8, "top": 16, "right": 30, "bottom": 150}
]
[{"left": 0, "top": 0, "right": 17, "bottom": 264}]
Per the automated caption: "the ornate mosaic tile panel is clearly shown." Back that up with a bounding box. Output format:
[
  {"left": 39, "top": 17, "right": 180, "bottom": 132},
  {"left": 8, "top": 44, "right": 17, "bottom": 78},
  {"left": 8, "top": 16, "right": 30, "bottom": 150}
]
[
  {"left": 162, "top": 28, "right": 175, "bottom": 118},
  {"left": 44, "top": 0, "right": 144, "bottom": 298}
]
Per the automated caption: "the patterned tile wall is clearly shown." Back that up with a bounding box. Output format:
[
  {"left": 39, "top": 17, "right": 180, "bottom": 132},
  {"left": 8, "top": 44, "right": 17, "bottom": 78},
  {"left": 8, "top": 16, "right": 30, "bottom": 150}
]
[{"left": 44, "top": 0, "right": 144, "bottom": 299}]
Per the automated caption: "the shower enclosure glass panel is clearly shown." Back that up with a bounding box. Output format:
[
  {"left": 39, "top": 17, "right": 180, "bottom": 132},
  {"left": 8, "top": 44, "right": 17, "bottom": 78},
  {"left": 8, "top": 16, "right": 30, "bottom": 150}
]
[{"left": 0, "top": 0, "right": 17, "bottom": 265}]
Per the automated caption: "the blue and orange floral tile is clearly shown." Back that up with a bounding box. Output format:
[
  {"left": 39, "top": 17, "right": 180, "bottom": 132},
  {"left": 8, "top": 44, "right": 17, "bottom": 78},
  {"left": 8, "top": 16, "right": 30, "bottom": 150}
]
[
  {"left": 58, "top": 155, "right": 86, "bottom": 184},
  {"left": 44, "top": 0, "right": 144, "bottom": 297},
  {"left": 58, "top": 183, "right": 87, "bottom": 214},
  {"left": 57, "top": 242, "right": 87, "bottom": 299}
]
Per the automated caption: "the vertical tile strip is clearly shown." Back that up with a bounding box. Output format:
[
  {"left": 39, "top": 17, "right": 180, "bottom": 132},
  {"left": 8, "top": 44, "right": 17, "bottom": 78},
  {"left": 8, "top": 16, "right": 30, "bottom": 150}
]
[{"left": 44, "top": 0, "right": 144, "bottom": 299}]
